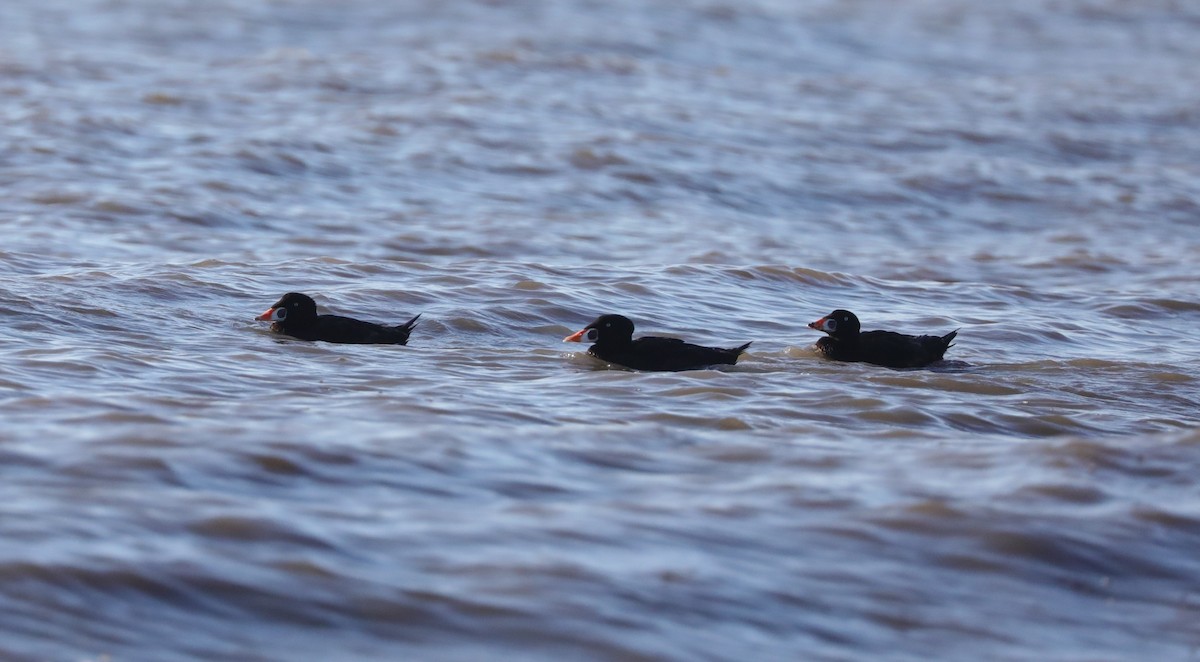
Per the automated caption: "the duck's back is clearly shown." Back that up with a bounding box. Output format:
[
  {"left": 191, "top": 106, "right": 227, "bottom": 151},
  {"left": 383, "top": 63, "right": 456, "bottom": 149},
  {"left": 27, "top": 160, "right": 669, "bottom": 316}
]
[
  {"left": 592, "top": 336, "right": 748, "bottom": 371},
  {"left": 310, "top": 314, "right": 418, "bottom": 345},
  {"left": 856, "top": 329, "right": 956, "bottom": 368}
]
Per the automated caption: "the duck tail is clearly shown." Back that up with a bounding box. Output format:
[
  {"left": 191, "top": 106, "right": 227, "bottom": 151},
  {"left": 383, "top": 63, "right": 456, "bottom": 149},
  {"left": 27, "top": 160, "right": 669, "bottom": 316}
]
[
  {"left": 399, "top": 313, "right": 421, "bottom": 332},
  {"left": 942, "top": 329, "right": 959, "bottom": 349},
  {"left": 731, "top": 341, "right": 752, "bottom": 356},
  {"left": 940, "top": 328, "right": 960, "bottom": 354}
]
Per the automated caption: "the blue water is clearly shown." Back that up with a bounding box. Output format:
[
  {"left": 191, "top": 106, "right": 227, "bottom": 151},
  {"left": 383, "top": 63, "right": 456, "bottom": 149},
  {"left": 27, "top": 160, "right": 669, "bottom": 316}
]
[{"left": 2, "top": 0, "right": 1199, "bottom": 660}]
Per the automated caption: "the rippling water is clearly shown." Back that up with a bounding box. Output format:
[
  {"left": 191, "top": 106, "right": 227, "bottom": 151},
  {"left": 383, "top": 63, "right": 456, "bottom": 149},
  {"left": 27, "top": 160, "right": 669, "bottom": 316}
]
[{"left": 3, "top": 0, "right": 1200, "bottom": 660}]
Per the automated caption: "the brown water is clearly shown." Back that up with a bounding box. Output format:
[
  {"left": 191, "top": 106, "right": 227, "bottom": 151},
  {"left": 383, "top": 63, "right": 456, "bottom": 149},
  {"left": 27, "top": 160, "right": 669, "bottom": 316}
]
[{"left": 2, "top": 0, "right": 1200, "bottom": 660}]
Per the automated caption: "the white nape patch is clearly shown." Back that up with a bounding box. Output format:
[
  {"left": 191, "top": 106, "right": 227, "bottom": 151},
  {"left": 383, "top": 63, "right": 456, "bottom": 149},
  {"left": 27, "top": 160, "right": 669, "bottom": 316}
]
[{"left": 584, "top": 328, "right": 600, "bottom": 342}]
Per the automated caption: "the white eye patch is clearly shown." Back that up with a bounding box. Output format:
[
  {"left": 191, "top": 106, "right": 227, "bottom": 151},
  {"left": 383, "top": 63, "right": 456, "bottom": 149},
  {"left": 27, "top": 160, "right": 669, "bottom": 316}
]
[
  {"left": 823, "top": 319, "right": 837, "bottom": 332},
  {"left": 273, "top": 308, "right": 288, "bottom": 321},
  {"left": 584, "top": 328, "right": 600, "bottom": 342}
]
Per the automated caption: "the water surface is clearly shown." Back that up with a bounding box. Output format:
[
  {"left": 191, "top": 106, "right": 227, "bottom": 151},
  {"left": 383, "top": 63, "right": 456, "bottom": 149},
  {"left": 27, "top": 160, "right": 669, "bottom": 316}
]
[{"left": 2, "top": 0, "right": 1199, "bottom": 659}]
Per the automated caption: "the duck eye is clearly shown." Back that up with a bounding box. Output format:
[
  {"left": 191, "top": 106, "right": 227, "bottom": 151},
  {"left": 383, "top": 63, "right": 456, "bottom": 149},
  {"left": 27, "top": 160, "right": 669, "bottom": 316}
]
[
  {"left": 825, "top": 319, "right": 837, "bottom": 331},
  {"left": 584, "top": 328, "right": 600, "bottom": 342},
  {"left": 275, "top": 308, "right": 288, "bottom": 320}
]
